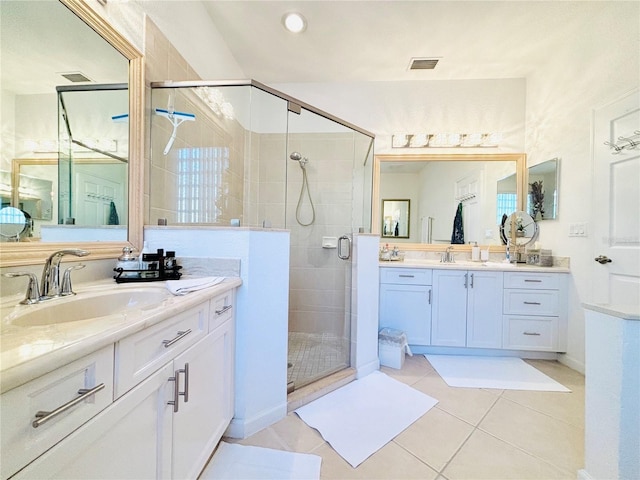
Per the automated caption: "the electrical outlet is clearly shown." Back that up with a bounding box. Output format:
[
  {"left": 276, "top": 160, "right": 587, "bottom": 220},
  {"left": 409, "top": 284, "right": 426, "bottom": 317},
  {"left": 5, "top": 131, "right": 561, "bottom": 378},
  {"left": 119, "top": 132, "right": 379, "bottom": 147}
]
[{"left": 569, "top": 222, "right": 588, "bottom": 237}]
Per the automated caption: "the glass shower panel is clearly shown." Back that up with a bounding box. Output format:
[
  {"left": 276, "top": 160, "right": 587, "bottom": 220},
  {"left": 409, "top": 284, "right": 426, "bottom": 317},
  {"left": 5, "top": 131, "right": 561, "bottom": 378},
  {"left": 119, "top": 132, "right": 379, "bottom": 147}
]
[{"left": 286, "top": 107, "right": 359, "bottom": 390}]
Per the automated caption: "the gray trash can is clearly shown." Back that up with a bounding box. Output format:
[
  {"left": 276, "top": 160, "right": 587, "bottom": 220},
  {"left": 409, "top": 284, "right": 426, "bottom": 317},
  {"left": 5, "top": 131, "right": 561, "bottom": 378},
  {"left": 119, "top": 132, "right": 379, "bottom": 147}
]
[{"left": 378, "top": 327, "right": 412, "bottom": 369}]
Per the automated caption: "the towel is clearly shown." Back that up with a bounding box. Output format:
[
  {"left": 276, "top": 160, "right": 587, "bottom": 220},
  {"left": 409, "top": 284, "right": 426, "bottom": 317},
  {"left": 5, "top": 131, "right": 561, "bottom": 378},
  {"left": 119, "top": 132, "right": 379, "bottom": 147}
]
[
  {"left": 166, "top": 276, "right": 224, "bottom": 295},
  {"left": 451, "top": 202, "right": 465, "bottom": 244}
]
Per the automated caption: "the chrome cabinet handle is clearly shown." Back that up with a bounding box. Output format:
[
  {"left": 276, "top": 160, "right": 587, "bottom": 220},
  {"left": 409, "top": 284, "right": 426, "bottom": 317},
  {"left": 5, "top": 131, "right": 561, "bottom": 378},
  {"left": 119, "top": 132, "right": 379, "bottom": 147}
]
[
  {"left": 32, "top": 383, "right": 105, "bottom": 428},
  {"left": 399, "top": 274, "right": 415, "bottom": 278},
  {"left": 428, "top": 289, "right": 432, "bottom": 305},
  {"left": 470, "top": 273, "right": 474, "bottom": 288},
  {"left": 595, "top": 255, "right": 612, "bottom": 264},
  {"left": 524, "top": 279, "right": 542, "bottom": 283},
  {"left": 215, "top": 305, "right": 232, "bottom": 315},
  {"left": 167, "top": 363, "right": 190, "bottom": 413},
  {"left": 523, "top": 301, "right": 541, "bottom": 305},
  {"left": 523, "top": 331, "right": 541, "bottom": 336},
  {"left": 162, "top": 329, "right": 192, "bottom": 348},
  {"left": 464, "top": 273, "right": 468, "bottom": 289}
]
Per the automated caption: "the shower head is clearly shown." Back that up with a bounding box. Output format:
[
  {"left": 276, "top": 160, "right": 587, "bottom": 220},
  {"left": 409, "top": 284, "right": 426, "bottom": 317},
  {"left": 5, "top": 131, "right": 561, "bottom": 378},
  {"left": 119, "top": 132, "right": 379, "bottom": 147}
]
[{"left": 290, "top": 152, "right": 303, "bottom": 161}]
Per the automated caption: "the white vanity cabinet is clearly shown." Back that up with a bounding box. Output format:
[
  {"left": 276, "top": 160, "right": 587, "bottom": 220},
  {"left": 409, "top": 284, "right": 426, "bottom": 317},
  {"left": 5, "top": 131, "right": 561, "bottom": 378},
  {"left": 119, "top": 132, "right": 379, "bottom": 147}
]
[
  {"left": 379, "top": 268, "right": 433, "bottom": 345},
  {"left": 502, "top": 271, "right": 568, "bottom": 351},
  {"left": 431, "top": 269, "right": 504, "bottom": 348},
  {"left": 4, "top": 287, "right": 236, "bottom": 480}
]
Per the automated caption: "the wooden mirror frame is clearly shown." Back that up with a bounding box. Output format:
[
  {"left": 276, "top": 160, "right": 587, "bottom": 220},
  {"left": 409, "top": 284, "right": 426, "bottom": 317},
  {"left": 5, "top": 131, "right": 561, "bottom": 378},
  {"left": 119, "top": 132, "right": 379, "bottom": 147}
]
[
  {"left": 0, "top": 0, "right": 144, "bottom": 267},
  {"left": 372, "top": 153, "right": 527, "bottom": 252}
]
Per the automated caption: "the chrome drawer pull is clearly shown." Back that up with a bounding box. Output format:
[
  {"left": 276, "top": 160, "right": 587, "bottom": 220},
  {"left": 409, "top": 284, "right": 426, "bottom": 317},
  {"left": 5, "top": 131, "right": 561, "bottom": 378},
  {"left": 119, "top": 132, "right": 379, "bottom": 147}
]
[
  {"left": 181, "top": 363, "right": 190, "bottom": 403},
  {"left": 524, "top": 279, "right": 542, "bottom": 283},
  {"left": 523, "top": 332, "right": 541, "bottom": 336},
  {"left": 162, "top": 329, "right": 192, "bottom": 348},
  {"left": 428, "top": 289, "right": 432, "bottom": 305},
  {"left": 523, "top": 301, "right": 542, "bottom": 305},
  {"left": 32, "top": 383, "right": 105, "bottom": 428},
  {"left": 215, "top": 305, "right": 232, "bottom": 315},
  {"left": 168, "top": 364, "right": 190, "bottom": 413},
  {"left": 398, "top": 274, "right": 415, "bottom": 278}
]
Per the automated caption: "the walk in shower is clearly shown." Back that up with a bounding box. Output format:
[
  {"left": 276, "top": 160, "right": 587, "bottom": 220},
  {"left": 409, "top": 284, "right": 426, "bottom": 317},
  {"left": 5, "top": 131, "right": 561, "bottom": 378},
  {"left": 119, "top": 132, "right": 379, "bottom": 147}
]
[{"left": 149, "top": 80, "right": 374, "bottom": 391}]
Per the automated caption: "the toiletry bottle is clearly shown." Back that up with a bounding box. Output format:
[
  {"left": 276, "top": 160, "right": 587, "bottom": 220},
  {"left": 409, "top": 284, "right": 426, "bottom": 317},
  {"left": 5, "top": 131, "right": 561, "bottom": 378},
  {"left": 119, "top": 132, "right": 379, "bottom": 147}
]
[
  {"left": 472, "top": 242, "right": 480, "bottom": 261},
  {"left": 139, "top": 241, "right": 151, "bottom": 270},
  {"left": 117, "top": 247, "right": 139, "bottom": 278},
  {"left": 165, "top": 250, "right": 176, "bottom": 269}
]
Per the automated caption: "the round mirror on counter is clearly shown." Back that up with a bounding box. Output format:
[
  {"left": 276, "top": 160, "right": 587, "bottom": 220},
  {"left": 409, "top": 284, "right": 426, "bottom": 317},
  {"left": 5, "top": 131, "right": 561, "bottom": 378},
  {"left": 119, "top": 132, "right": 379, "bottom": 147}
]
[
  {"left": 500, "top": 210, "right": 539, "bottom": 246},
  {"left": 0, "top": 207, "right": 29, "bottom": 241}
]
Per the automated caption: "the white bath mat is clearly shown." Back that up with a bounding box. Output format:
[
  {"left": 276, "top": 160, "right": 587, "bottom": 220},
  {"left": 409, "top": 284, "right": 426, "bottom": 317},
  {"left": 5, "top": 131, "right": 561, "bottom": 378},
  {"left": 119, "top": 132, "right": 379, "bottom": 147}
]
[
  {"left": 200, "top": 442, "right": 321, "bottom": 480},
  {"left": 295, "top": 370, "right": 438, "bottom": 467},
  {"left": 425, "top": 354, "right": 570, "bottom": 392}
]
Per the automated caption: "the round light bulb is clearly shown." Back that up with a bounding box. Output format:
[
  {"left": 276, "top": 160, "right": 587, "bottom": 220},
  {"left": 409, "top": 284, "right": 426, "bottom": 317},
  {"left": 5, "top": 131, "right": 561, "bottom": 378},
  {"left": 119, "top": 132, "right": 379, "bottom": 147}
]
[{"left": 282, "top": 12, "right": 307, "bottom": 33}]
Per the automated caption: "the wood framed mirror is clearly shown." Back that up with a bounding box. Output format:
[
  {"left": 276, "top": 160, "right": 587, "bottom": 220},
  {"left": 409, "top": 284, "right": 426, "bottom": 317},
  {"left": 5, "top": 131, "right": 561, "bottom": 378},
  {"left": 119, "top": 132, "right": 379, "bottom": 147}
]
[
  {"left": 373, "top": 153, "right": 526, "bottom": 251},
  {"left": 0, "top": 0, "right": 143, "bottom": 267}
]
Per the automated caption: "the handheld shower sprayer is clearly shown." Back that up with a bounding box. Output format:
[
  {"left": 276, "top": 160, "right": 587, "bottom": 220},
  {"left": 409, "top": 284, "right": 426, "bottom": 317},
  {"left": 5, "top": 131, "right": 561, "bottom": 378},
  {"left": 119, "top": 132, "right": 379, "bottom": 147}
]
[{"left": 289, "top": 152, "right": 308, "bottom": 168}]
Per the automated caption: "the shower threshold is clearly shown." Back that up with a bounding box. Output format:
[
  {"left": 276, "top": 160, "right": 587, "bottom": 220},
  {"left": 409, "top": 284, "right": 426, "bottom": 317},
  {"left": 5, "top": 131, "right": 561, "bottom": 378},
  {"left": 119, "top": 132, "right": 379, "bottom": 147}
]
[{"left": 287, "top": 367, "right": 356, "bottom": 412}]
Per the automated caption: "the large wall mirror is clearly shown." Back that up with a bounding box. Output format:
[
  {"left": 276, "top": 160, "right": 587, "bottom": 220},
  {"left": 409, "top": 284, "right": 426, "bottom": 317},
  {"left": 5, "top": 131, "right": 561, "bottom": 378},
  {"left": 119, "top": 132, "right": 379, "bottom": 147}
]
[
  {"left": 0, "top": 0, "right": 143, "bottom": 266},
  {"left": 373, "top": 153, "right": 526, "bottom": 251}
]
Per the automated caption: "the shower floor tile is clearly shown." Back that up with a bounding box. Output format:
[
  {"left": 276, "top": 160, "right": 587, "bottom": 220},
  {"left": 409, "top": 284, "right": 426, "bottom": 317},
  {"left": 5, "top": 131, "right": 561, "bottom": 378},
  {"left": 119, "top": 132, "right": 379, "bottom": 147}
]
[{"left": 288, "top": 332, "right": 349, "bottom": 389}]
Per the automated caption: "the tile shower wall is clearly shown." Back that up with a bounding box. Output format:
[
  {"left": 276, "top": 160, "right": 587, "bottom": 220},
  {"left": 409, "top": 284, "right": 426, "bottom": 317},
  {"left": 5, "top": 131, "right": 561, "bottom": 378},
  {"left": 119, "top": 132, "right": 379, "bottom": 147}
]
[{"left": 145, "top": 19, "right": 245, "bottom": 226}]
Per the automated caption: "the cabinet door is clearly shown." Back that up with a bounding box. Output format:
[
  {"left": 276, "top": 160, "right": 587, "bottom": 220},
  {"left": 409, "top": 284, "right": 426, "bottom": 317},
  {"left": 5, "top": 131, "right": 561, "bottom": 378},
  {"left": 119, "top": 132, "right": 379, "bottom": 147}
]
[
  {"left": 432, "top": 270, "right": 468, "bottom": 346},
  {"left": 172, "top": 318, "right": 235, "bottom": 479},
  {"left": 467, "top": 271, "right": 504, "bottom": 348},
  {"left": 379, "top": 283, "right": 432, "bottom": 345},
  {"left": 13, "top": 363, "right": 174, "bottom": 480}
]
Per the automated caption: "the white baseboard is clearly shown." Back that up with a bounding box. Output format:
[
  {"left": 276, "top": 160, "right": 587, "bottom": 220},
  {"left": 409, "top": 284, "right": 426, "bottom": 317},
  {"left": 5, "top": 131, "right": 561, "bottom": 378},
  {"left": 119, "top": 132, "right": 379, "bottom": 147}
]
[
  {"left": 224, "top": 402, "right": 287, "bottom": 439},
  {"left": 356, "top": 358, "right": 380, "bottom": 379},
  {"left": 558, "top": 353, "right": 585, "bottom": 375}
]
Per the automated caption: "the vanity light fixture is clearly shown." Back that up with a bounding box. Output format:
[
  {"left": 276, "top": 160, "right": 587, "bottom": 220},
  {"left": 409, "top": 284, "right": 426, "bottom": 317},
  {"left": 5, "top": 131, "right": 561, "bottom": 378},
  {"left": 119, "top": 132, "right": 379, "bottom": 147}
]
[
  {"left": 282, "top": 12, "right": 307, "bottom": 33},
  {"left": 391, "top": 133, "right": 502, "bottom": 148}
]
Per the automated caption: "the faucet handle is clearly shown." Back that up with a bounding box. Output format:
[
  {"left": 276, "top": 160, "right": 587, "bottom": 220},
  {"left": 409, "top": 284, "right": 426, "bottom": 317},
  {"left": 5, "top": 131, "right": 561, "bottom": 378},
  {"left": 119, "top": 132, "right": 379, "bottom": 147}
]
[
  {"left": 60, "top": 264, "right": 86, "bottom": 296},
  {"left": 3, "top": 272, "right": 41, "bottom": 304}
]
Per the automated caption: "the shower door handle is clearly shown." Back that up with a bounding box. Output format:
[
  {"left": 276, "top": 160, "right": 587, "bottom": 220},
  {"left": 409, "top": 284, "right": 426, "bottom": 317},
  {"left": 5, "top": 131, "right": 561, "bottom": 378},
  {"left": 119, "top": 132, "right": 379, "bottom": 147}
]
[{"left": 338, "top": 235, "right": 351, "bottom": 260}]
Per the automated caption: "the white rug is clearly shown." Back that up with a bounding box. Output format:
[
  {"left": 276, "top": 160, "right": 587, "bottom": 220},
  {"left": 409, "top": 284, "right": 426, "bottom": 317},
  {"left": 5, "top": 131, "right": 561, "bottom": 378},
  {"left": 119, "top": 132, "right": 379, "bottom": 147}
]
[
  {"left": 295, "top": 370, "right": 438, "bottom": 467},
  {"left": 425, "top": 354, "right": 571, "bottom": 392},
  {"left": 200, "top": 442, "right": 321, "bottom": 480}
]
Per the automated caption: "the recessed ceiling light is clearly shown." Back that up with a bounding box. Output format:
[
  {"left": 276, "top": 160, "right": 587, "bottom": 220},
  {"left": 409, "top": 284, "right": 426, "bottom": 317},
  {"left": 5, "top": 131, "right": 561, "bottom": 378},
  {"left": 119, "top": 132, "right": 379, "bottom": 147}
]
[{"left": 282, "top": 12, "right": 307, "bottom": 33}]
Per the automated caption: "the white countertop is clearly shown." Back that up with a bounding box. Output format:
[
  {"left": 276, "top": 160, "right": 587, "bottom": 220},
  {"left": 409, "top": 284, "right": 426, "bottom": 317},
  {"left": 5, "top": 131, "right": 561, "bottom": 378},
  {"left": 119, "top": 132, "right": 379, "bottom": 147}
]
[
  {"left": 583, "top": 303, "right": 640, "bottom": 321},
  {"left": 0, "top": 277, "right": 241, "bottom": 394},
  {"left": 379, "top": 259, "right": 570, "bottom": 273}
]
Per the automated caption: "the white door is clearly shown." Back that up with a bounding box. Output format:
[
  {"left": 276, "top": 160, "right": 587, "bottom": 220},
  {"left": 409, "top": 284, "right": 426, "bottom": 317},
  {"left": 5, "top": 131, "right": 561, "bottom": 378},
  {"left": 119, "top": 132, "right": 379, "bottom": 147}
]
[{"left": 592, "top": 90, "right": 640, "bottom": 305}]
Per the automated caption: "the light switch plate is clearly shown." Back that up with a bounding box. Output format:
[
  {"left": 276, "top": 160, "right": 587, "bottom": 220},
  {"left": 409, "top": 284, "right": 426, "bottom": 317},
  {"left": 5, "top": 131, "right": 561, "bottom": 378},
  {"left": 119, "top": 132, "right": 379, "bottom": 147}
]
[{"left": 569, "top": 222, "right": 588, "bottom": 237}]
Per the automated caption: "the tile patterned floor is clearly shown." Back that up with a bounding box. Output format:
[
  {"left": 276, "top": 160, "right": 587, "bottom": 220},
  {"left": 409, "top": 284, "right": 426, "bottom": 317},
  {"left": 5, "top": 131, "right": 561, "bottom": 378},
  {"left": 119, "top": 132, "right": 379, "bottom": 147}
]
[
  {"left": 288, "top": 332, "right": 349, "bottom": 389},
  {"left": 227, "top": 354, "right": 585, "bottom": 479}
]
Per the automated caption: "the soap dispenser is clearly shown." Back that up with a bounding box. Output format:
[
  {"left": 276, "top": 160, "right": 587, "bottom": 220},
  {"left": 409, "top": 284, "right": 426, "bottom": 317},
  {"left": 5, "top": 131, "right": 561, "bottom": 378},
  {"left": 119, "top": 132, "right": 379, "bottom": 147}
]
[
  {"left": 471, "top": 242, "right": 480, "bottom": 261},
  {"left": 117, "top": 247, "right": 139, "bottom": 278}
]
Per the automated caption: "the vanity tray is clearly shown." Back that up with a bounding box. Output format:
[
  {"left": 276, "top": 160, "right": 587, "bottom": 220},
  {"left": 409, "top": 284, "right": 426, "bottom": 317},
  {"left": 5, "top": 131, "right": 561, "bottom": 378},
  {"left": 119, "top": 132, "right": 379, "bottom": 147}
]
[{"left": 113, "top": 266, "right": 182, "bottom": 283}]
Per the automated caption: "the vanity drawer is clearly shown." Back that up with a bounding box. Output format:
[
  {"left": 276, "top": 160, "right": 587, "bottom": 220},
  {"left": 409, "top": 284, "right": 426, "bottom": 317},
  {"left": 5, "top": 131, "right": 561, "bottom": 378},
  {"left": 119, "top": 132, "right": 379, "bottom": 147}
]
[
  {"left": 503, "top": 290, "right": 560, "bottom": 316},
  {"left": 115, "top": 301, "right": 209, "bottom": 398},
  {"left": 0, "top": 345, "right": 114, "bottom": 480},
  {"left": 503, "top": 316, "right": 558, "bottom": 351},
  {"left": 504, "top": 272, "right": 561, "bottom": 290},
  {"left": 210, "top": 290, "right": 234, "bottom": 332},
  {"left": 380, "top": 268, "right": 432, "bottom": 285}
]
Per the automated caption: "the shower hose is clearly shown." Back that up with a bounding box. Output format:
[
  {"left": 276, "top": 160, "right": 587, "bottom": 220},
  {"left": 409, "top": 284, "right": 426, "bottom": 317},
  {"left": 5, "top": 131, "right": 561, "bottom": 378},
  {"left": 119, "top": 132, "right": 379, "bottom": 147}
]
[{"left": 295, "top": 165, "right": 316, "bottom": 226}]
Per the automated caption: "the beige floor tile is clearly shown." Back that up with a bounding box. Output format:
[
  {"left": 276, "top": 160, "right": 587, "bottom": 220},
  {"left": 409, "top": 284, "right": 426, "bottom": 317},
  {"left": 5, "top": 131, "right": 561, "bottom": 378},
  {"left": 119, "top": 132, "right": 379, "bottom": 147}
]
[
  {"left": 479, "top": 397, "right": 584, "bottom": 474},
  {"left": 394, "top": 406, "right": 474, "bottom": 472},
  {"left": 502, "top": 384, "right": 585, "bottom": 428},
  {"left": 380, "top": 354, "right": 435, "bottom": 386},
  {"left": 524, "top": 359, "right": 585, "bottom": 389},
  {"left": 315, "top": 440, "right": 438, "bottom": 480},
  {"left": 270, "top": 413, "right": 326, "bottom": 453},
  {"left": 225, "top": 426, "right": 289, "bottom": 451},
  {"left": 412, "top": 373, "right": 500, "bottom": 425},
  {"left": 443, "top": 430, "right": 572, "bottom": 480}
]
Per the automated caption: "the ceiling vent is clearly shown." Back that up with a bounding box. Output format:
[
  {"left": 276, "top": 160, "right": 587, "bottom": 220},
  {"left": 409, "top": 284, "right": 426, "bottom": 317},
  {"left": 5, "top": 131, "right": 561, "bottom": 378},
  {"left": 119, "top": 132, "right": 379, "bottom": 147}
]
[
  {"left": 60, "top": 72, "right": 92, "bottom": 83},
  {"left": 409, "top": 58, "right": 439, "bottom": 70}
]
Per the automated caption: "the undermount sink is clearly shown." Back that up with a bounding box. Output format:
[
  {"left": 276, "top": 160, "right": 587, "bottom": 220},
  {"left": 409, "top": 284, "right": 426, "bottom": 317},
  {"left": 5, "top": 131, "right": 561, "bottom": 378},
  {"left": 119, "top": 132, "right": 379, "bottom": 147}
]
[{"left": 2, "top": 287, "right": 170, "bottom": 327}]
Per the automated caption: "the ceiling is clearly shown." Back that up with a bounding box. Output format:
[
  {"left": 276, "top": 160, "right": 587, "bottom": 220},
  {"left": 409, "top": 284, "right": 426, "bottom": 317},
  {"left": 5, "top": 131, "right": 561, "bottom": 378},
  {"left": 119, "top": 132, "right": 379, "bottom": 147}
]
[{"left": 201, "top": 1, "right": 606, "bottom": 84}]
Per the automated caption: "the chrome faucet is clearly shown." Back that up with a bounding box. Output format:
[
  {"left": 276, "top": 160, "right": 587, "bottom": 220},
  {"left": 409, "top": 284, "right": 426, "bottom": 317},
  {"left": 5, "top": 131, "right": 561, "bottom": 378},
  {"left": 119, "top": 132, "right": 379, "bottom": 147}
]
[
  {"left": 3, "top": 272, "right": 41, "bottom": 304},
  {"left": 40, "top": 249, "right": 90, "bottom": 299},
  {"left": 441, "top": 246, "right": 456, "bottom": 263}
]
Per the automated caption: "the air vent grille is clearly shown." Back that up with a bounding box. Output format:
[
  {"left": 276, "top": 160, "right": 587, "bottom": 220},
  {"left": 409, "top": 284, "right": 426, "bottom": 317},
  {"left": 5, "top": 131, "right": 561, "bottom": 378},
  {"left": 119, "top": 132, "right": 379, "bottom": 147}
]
[
  {"left": 409, "top": 58, "right": 439, "bottom": 70},
  {"left": 61, "top": 72, "right": 92, "bottom": 83}
]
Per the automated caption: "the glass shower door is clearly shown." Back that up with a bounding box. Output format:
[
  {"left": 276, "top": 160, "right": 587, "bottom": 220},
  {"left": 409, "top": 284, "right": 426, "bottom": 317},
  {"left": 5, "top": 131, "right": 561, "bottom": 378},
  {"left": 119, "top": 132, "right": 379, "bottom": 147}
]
[{"left": 285, "top": 105, "right": 359, "bottom": 391}]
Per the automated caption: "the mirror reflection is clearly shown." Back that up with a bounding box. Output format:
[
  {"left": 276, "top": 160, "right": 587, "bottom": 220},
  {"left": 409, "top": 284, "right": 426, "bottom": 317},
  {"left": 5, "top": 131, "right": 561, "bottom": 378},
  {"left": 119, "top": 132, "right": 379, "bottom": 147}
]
[
  {"left": 0, "top": 0, "right": 129, "bottom": 243},
  {"left": 382, "top": 199, "right": 410, "bottom": 238},
  {"left": 377, "top": 155, "right": 524, "bottom": 246},
  {"left": 527, "top": 158, "right": 559, "bottom": 220}
]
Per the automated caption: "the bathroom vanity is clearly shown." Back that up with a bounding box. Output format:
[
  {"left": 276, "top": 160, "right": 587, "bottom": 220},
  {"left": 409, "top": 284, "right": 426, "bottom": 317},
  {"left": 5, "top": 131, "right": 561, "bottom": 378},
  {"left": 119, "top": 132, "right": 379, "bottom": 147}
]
[
  {"left": 379, "top": 261, "right": 569, "bottom": 355},
  {"left": 0, "top": 279, "right": 239, "bottom": 480}
]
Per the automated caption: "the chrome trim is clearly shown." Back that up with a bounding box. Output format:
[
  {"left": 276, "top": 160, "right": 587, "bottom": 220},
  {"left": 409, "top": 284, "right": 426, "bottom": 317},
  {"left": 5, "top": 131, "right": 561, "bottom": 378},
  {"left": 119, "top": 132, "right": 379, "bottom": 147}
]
[
  {"left": 215, "top": 305, "right": 233, "bottom": 316},
  {"left": 32, "top": 383, "right": 105, "bottom": 428},
  {"left": 162, "top": 329, "right": 192, "bottom": 348}
]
